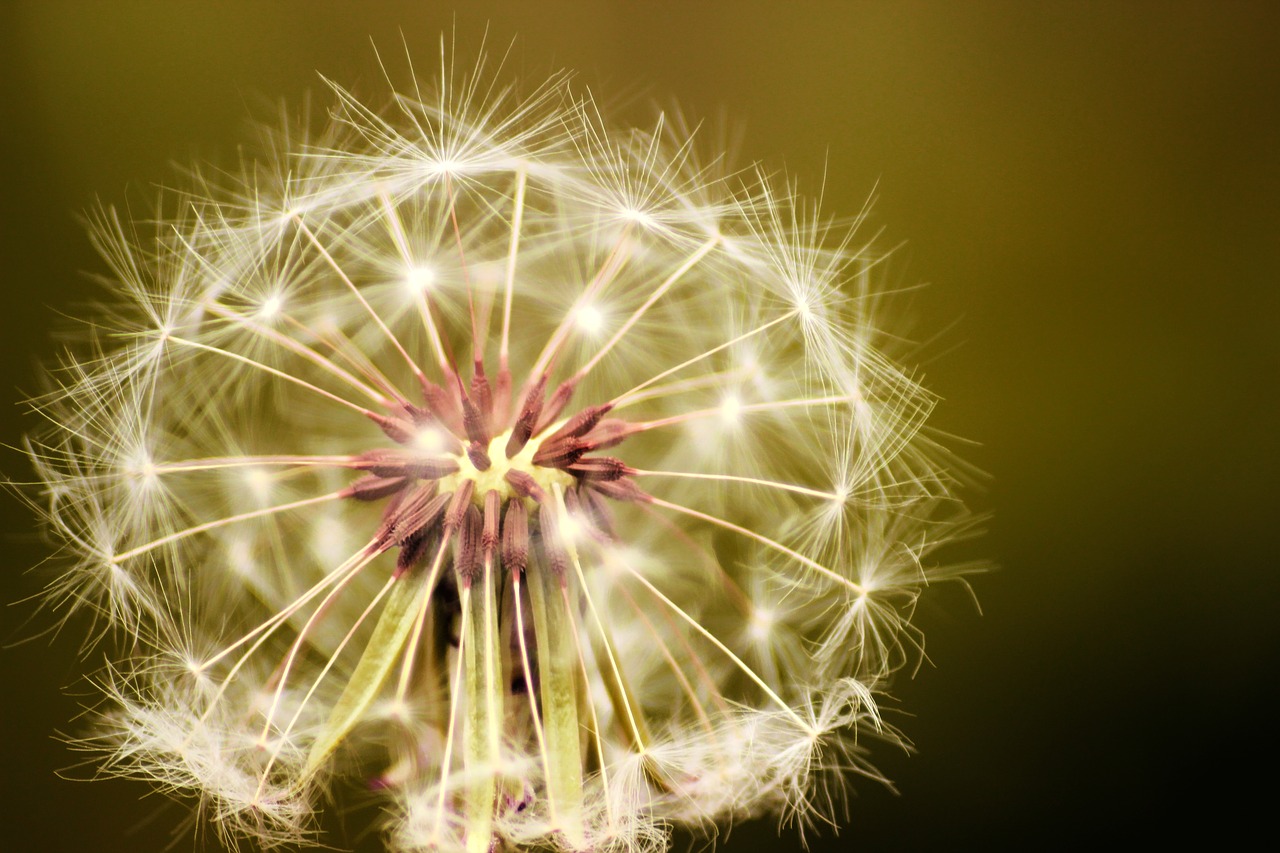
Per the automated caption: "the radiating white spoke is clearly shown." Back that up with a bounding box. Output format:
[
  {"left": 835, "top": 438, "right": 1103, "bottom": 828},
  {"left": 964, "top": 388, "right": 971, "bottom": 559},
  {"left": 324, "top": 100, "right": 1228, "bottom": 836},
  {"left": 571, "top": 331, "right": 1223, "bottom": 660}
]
[
  {"left": 632, "top": 500, "right": 753, "bottom": 617},
  {"left": 647, "top": 495, "right": 865, "bottom": 596},
  {"left": 165, "top": 336, "right": 380, "bottom": 419},
  {"left": 500, "top": 168, "right": 527, "bottom": 367},
  {"left": 511, "top": 573, "right": 552, "bottom": 802},
  {"left": 113, "top": 489, "right": 348, "bottom": 562},
  {"left": 635, "top": 394, "right": 857, "bottom": 432},
  {"left": 194, "top": 542, "right": 381, "bottom": 674},
  {"left": 611, "top": 310, "right": 798, "bottom": 405},
  {"left": 615, "top": 581, "right": 715, "bottom": 735},
  {"left": 557, "top": 582, "right": 614, "bottom": 828},
  {"left": 254, "top": 546, "right": 381, "bottom": 798},
  {"left": 152, "top": 455, "right": 355, "bottom": 475},
  {"left": 193, "top": 543, "right": 384, "bottom": 730},
  {"left": 432, "top": 601, "right": 469, "bottom": 842},
  {"left": 575, "top": 235, "right": 719, "bottom": 381},
  {"left": 527, "top": 225, "right": 634, "bottom": 383},
  {"left": 611, "top": 367, "right": 749, "bottom": 410},
  {"left": 620, "top": 560, "right": 813, "bottom": 733},
  {"left": 295, "top": 216, "right": 427, "bottom": 383},
  {"left": 583, "top": 601, "right": 648, "bottom": 750},
  {"left": 633, "top": 468, "right": 843, "bottom": 501},
  {"left": 443, "top": 176, "right": 487, "bottom": 365},
  {"left": 282, "top": 311, "right": 410, "bottom": 403},
  {"left": 260, "top": 571, "right": 400, "bottom": 788},
  {"left": 394, "top": 537, "right": 453, "bottom": 705},
  {"left": 204, "top": 303, "right": 390, "bottom": 406},
  {"left": 377, "top": 190, "right": 452, "bottom": 374}
]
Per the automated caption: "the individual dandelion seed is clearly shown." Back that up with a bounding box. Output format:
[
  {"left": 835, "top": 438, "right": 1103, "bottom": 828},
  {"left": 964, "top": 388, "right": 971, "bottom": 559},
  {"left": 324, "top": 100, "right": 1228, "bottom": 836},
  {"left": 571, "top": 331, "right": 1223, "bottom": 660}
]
[{"left": 21, "top": 43, "right": 980, "bottom": 853}]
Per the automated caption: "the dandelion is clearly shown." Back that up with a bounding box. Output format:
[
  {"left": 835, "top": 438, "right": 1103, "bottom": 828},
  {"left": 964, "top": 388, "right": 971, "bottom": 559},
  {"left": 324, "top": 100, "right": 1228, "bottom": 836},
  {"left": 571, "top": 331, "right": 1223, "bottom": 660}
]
[{"left": 23, "top": 43, "right": 978, "bottom": 853}]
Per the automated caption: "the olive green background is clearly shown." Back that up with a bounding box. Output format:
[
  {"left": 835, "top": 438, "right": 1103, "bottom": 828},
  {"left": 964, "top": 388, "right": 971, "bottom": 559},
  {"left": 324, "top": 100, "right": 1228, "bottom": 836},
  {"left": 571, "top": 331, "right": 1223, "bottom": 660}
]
[{"left": 2, "top": 2, "right": 1276, "bottom": 850}]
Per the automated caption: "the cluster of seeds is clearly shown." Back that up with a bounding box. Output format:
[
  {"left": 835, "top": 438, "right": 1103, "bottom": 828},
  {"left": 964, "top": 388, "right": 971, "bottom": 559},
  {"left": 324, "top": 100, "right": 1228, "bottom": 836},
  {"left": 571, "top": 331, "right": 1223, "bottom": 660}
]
[{"left": 24, "top": 50, "right": 975, "bottom": 853}]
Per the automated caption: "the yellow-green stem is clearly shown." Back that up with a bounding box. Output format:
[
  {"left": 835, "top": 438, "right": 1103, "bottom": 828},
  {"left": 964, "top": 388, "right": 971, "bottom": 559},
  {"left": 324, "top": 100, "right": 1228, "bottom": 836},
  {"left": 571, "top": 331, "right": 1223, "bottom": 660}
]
[
  {"left": 462, "top": 556, "right": 504, "bottom": 853},
  {"left": 528, "top": 565, "right": 585, "bottom": 845}
]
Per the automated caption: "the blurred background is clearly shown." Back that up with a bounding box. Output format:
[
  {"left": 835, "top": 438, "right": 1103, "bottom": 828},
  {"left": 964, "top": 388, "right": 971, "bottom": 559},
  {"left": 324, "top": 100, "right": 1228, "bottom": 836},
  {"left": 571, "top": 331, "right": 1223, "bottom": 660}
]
[{"left": 2, "top": 1, "right": 1276, "bottom": 850}]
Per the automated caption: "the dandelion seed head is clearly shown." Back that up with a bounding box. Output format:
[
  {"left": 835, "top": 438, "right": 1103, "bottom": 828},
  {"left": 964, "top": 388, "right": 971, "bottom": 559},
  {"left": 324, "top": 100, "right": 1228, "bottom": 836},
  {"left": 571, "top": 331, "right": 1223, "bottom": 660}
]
[{"left": 21, "top": 42, "right": 979, "bottom": 853}]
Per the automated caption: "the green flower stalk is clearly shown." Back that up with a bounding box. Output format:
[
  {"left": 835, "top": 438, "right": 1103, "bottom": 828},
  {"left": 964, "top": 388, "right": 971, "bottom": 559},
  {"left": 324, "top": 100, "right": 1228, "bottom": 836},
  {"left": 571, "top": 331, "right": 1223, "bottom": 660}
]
[{"left": 23, "top": 45, "right": 978, "bottom": 852}]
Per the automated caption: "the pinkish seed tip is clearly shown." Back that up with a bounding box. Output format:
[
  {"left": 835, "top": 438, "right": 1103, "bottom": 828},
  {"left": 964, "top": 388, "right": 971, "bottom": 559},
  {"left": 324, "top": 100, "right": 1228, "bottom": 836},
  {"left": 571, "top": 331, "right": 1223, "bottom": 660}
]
[
  {"left": 482, "top": 490, "right": 501, "bottom": 555},
  {"left": 367, "top": 412, "right": 418, "bottom": 446},
  {"left": 504, "top": 469, "right": 547, "bottom": 503},
  {"left": 467, "top": 442, "right": 492, "bottom": 471}
]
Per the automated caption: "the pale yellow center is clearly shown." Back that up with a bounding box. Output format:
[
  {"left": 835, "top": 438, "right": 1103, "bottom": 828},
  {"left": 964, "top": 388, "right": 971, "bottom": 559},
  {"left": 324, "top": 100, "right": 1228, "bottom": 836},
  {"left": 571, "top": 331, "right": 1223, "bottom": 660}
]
[{"left": 436, "top": 425, "right": 575, "bottom": 505}]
